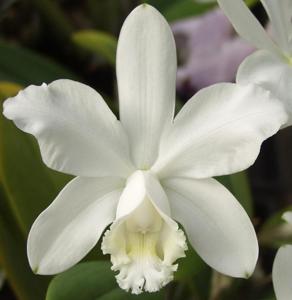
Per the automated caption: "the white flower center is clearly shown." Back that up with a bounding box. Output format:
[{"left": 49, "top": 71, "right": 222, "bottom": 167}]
[
  {"left": 101, "top": 197, "right": 187, "bottom": 294},
  {"left": 125, "top": 195, "right": 162, "bottom": 233}
]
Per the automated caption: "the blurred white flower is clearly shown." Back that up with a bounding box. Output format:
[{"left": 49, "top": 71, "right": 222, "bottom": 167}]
[
  {"left": 2, "top": 4, "right": 288, "bottom": 294},
  {"left": 218, "top": 0, "right": 292, "bottom": 127},
  {"left": 273, "top": 212, "right": 292, "bottom": 300},
  {"left": 173, "top": 9, "right": 254, "bottom": 96}
]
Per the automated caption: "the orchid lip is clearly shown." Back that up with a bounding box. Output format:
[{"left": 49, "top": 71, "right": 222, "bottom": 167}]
[{"left": 102, "top": 194, "right": 187, "bottom": 294}]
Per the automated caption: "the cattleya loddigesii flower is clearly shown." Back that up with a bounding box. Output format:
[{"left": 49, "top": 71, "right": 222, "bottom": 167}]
[
  {"left": 218, "top": 0, "right": 292, "bottom": 127},
  {"left": 272, "top": 212, "right": 292, "bottom": 300},
  {"left": 2, "top": 4, "right": 288, "bottom": 294}
]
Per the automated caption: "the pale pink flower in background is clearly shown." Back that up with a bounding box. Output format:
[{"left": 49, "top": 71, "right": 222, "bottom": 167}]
[{"left": 172, "top": 9, "right": 254, "bottom": 96}]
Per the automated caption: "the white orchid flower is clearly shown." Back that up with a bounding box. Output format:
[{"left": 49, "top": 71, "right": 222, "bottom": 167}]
[
  {"left": 217, "top": 0, "right": 292, "bottom": 127},
  {"left": 273, "top": 212, "right": 292, "bottom": 300},
  {"left": 2, "top": 4, "right": 288, "bottom": 294}
]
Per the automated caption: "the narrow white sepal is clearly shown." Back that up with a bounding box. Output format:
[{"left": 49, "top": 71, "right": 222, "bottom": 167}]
[
  {"left": 217, "top": 0, "right": 281, "bottom": 56},
  {"left": 117, "top": 4, "right": 176, "bottom": 169},
  {"left": 273, "top": 245, "right": 292, "bottom": 300},
  {"left": 260, "top": 0, "right": 292, "bottom": 55}
]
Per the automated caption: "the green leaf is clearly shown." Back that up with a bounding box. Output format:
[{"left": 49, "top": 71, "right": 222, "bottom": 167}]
[
  {"left": 0, "top": 185, "right": 50, "bottom": 300},
  {"left": 245, "top": 0, "right": 259, "bottom": 6},
  {"left": 72, "top": 30, "right": 117, "bottom": 66},
  {"left": 216, "top": 171, "right": 253, "bottom": 217},
  {"left": 145, "top": 0, "right": 215, "bottom": 21},
  {"left": 0, "top": 82, "right": 22, "bottom": 97},
  {"left": 164, "top": 1, "right": 215, "bottom": 21},
  {"left": 0, "top": 40, "right": 78, "bottom": 86},
  {"left": 175, "top": 245, "right": 211, "bottom": 300},
  {"left": 175, "top": 245, "right": 209, "bottom": 281},
  {"left": 98, "top": 288, "right": 163, "bottom": 300},
  {"left": 0, "top": 116, "right": 61, "bottom": 233},
  {"left": 46, "top": 261, "right": 165, "bottom": 300}
]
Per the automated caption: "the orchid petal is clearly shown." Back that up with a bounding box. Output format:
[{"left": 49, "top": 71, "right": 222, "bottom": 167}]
[
  {"left": 163, "top": 177, "right": 258, "bottom": 278},
  {"left": 260, "top": 0, "right": 292, "bottom": 55},
  {"left": 283, "top": 211, "right": 292, "bottom": 224},
  {"left": 272, "top": 245, "right": 292, "bottom": 300},
  {"left": 217, "top": 0, "right": 281, "bottom": 56},
  {"left": 152, "top": 83, "right": 287, "bottom": 179},
  {"left": 117, "top": 4, "right": 176, "bottom": 169},
  {"left": 237, "top": 49, "right": 292, "bottom": 127},
  {"left": 3, "top": 79, "right": 134, "bottom": 178},
  {"left": 28, "top": 176, "right": 124, "bottom": 275},
  {"left": 116, "top": 170, "right": 170, "bottom": 220}
]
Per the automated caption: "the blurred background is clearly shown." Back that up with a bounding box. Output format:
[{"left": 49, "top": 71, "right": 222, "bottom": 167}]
[{"left": 0, "top": 0, "right": 292, "bottom": 299}]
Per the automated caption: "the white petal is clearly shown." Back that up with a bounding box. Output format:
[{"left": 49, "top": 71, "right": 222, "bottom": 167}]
[
  {"left": 283, "top": 212, "right": 292, "bottom": 224},
  {"left": 27, "top": 176, "right": 124, "bottom": 275},
  {"left": 237, "top": 50, "right": 292, "bottom": 128},
  {"left": 260, "top": 0, "right": 292, "bottom": 55},
  {"left": 3, "top": 79, "right": 134, "bottom": 177},
  {"left": 217, "top": 0, "right": 281, "bottom": 56},
  {"left": 116, "top": 170, "right": 171, "bottom": 220},
  {"left": 162, "top": 177, "right": 258, "bottom": 278},
  {"left": 117, "top": 4, "right": 176, "bottom": 169},
  {"left": 115, "top": 171, "right": 147, "bottom": 220},
  {"left": 152, "top": 83, "right": 287, "bottom": 179},
  {"left": 272, "top": 245, "right": 292, "bottom": 300}
]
